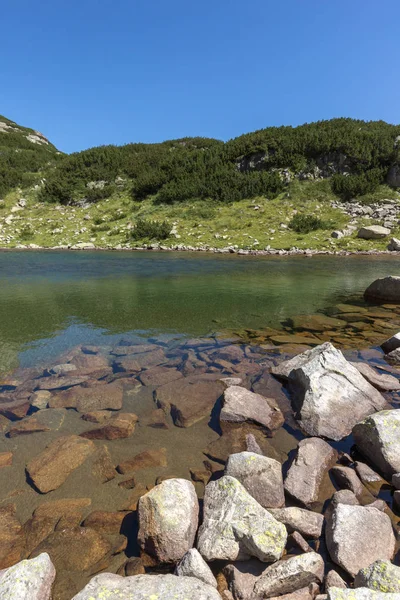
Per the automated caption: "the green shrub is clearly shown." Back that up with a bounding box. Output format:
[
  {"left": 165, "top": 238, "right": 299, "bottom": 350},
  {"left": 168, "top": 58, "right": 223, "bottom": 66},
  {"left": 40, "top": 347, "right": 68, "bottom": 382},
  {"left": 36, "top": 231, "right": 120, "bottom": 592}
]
[
  {"left": 85, "top": 184, "right": 115, "bottom": 203},
  {"left": 131, "top": 218, "right": 171, "bottom": 241},
  {"left": 288, "top": 213, "right": 326, "bottom": 233},
  {"left": 19, "top": 224, "right": 35, "bottom": 240},
  {"left": 91, "top": 223, "right": 111, "bottom": 232},
  {"left": 331, "top": 168, "right": 385, "bottom": 200}
]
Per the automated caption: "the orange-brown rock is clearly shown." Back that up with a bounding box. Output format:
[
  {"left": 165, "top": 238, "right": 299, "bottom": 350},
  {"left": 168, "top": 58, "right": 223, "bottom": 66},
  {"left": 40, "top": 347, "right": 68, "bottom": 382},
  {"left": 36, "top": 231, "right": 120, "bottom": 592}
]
[
  {"left": 26, "top": 435, "right": 95, "bottom": 493},
  {"left": 120, "top": 483, "right": 148, "bottom": 510},
  {"left": 0, "top": 504, "right": 25, "bottom": 569},
  {"left": 81, "top": 410, "right": 112, "bottom": 423},
  {"left": 117, "top": 557, "right": 146, "bottom": 576},
  {"left": 37, "top": 375, "right": 89, "bottom": 390},
  {"left": 83, "top": 511, "right": 127, "bottom": 535},
  {"left": 32, "top": 527, "right": 112, "bottom": 571},
  {"left": 91, "top": 445, "right": 116, "bottom": 483},
  {"left": 144, "top": 408, "right": 169, "bottom": 429},
  {"left": 50, "top": 381, "right": 123, "bottom": 412},
  {"left": 80, "top": 412, "right": 138, "bottom": 440},
  {"left": 0, "top": 397, "right": 30, "bottom": 420},
  {"left": 7, "top": 409, "right": 65, "bottom": 437},
  {"left": 23, "top": 515, "right": 56, "bottom": 556},
  {"left": 139, "top": 366, "right": 183, "bottom": 387},
  {"left": 0, "top": 451, "right": 12, "bottom": 468},
  {"left": 33, "top": 498, "right": 92, "bottom": 521},
  {"left": 117, "top": 448, "right": 167, "bottom": 475},
  {"left": 118, "top": 476, "right": 136, "bottom": 489},
  {"left": 70, "top": 353, "right": 110, "bottom": 376}
]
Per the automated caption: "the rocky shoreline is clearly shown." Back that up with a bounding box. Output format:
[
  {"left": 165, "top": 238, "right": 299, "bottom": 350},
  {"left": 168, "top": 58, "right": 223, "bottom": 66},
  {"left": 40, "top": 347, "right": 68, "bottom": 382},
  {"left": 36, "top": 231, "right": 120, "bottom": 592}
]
[{"left": 1, "top": 277, "right": 400, "bottom": 599}]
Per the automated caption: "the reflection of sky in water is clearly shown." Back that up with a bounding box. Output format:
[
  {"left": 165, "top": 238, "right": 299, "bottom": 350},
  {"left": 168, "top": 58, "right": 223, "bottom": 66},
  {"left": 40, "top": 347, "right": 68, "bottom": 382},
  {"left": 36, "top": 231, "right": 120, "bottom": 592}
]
[{"left": 0, "top": 251, "right": 399, "bottom": 372}]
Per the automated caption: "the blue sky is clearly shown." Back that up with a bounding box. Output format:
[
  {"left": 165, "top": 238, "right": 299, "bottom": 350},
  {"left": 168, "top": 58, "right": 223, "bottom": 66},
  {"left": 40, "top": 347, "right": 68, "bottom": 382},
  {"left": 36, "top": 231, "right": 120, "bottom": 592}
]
[{"left": 1, "top": 0, "right": 399, "bottom": 153}]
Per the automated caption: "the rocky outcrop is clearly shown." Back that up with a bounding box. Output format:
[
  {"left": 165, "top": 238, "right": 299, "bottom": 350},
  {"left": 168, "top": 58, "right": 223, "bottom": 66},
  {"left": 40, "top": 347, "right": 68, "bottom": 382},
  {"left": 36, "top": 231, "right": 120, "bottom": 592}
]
[
  {"left": 364, "top": 276, "right": 400, "bottom": 303},
  {"left": 225, "top": 451, "right": 285, "bottom": 508},
  {"left": 287, "top": 343, "right": 386, "bottom": 440},
  {"left": 357, "top": 226, "right": 391, "bottom": 240},
  {"left": 352, "top": 410, "right": 400, "bottom": 477},
  {"left": 253, "top": 552, "right": 325, "bottom": 598},
  {"left": 138, "top": 479, "right": 199, "bottom": 563},
  {"left": 175, "top": 548, "right": 217, "bottom": 588},
  {"left": 26, "top": 434, "right": 95, "bottom": 493},
  {"left": 197, "top": 476, "right": 287, "bottom": 562},
  {"left": 0, "top": 553, "right": 55, "bottom": 600},
  {"left": 71, "top": 573, "right": 222, "bottom": 599},
  {"left": 220, "top": 386, "right": 284, "bottom": 432},
  {"left": 284, "top": 438, "right": 337, "bottom": 507},
  {"left": 325, "top": 504, "right": 395, "bottom": 577},
  {"left": 355, "top": 560, "right": 400, "bottom": 592}
]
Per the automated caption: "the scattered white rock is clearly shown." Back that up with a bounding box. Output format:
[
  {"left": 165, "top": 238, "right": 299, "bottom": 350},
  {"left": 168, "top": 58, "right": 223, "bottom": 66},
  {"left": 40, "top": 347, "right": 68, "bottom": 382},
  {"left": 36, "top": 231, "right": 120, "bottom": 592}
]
[{"left": 352, "top": 410, "right": 400, "bottom": 477}]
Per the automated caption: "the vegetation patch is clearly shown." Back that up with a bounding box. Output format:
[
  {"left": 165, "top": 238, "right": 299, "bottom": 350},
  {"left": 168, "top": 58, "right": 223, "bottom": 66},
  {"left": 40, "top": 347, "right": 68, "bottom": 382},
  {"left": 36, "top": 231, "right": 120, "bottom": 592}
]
[{"left": 131, "top": 218, "right": 171, "bottom": 241}]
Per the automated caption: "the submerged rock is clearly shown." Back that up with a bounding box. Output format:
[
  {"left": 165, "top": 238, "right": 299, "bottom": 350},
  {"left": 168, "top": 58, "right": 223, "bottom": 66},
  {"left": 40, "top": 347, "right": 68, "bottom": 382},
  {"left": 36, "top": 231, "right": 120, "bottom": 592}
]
[
  {"left": 0, "top": 505, "right": 25, "bottom": 569},
  {"left": 26, "top": 434, "right": 95, "bottom": 493},
  {"left": 80, "top": 412, "right": 138, "bottom": 439},
  {"left": 225, "top": 451, "right": 285, "bottom": 508},
  {"left": 220, "top": 386, "right": 284, "bottom": 432},
  {"left": 284, "top": 437, "right": 337, "bottom": 508},
  {"left": 355, "top": 560, "right": 400, "bottom": 592},
  {"left": 117, "top": 448, "right": 167, "bottom": 474},
  {"left": 352, "top": 410, "right": 400, "bottom": 477},
  {"left": 364, "top": 276, "right": 400, "bottom": 303},
  {"left": 287, "top": 343, "right": 386, "bottom": 440},
  {"left": 253, "top": 552, "right": 325, "bottom": 598},
  {"left": 138, "top": 479, "right": 199, "bottom": 563},
  {"left": 175, "top": 548, "right": 217, "bottom": 588},
  {"left": 197, "top": 475, "right": 287, "bottom": 562},
  {"left": 71, "top": 573, "right": 221, "bottom": 600},
  {"left": 325, "top": 504, "right": 395, "bottom": 577},
  {"left": 0, "top": 553, "right": 55, "bottom": 600}
]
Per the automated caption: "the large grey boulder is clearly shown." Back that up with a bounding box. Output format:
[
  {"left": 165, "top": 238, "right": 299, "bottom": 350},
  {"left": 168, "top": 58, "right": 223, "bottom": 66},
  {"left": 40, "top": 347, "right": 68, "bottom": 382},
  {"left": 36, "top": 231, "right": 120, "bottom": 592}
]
[
  {"left": 325, "top": 504, "right": 395, "bottom": 577},
  {"left": 268, "top": 507, "right": 324, "bottom": 538},
  {"left": 328, "top": 589, "right": 400, "bottom": 600},
  {"left": 72, "top": 573, "right": 221, "bottom": 599},
  {"left": 197, "top": 476, "right": 287, "bottom": 562},
  {"left": 253, "top": 552, "right": 325, "bottom": 598},
  {"left": 355, "top": 560, "right": 400, "bottom": 592},
  {"left": 0, "top": 553, "right": 55, "bottom": 600},
  {"left": 364, "top": 276, "right": 400, "bottom": 303},
  {"left": 138, "top": 478, "right": 199, "bottom": 563},
  {"left": 287, "top": 343, "right": 386, "bottom": 440},
  {"left": 225, "top": 452, "right": 285, "bottom": 508},
  {"left": 220, "top": 386, "right": 284, "bottom": 433},
  {"left": 352, "top": 410, "right": 400, "bottom": 477},
  {"left": 284, "top": 437, "right": 337, "bottom": 507},
  {"left": 381, "top": 332, "right": 400, "bottom": 354},
  {"left": 175, "top": 549, "right": 217, "bottom": 589},
  {"left": 357, "top": 226, "right": 391, "bottom": 240}
]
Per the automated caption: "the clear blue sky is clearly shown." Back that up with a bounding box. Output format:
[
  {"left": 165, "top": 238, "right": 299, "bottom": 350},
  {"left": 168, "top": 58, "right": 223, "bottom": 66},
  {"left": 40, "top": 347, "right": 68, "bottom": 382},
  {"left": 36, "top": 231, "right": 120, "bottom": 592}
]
[{"left": 1, "top": 0, "right": 399, "bottom": 153}]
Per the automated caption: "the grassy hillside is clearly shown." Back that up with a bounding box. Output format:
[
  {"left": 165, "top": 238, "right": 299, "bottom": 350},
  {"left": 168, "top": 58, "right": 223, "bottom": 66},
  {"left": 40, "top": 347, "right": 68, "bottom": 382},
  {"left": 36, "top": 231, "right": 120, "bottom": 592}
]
[{"left": 0, "top": 116, "right": 399, "bottom": 251}]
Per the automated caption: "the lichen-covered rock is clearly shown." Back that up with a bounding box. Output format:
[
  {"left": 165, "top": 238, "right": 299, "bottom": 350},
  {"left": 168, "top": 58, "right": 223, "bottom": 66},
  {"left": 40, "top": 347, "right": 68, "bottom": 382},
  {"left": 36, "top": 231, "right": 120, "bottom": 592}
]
[
  {"left": 253, "top": 552, "right": 325, "bottom": 598},
  {"left": 284, "top": 437, "right": 337, "bottom": 508},
  {"left": 71, "top": 573, "right": 222, "bottom": 599},
  {"left": 0, "top": 553, "right": 55, "bottom": 600},
  {"left": 287, "top": 343, "right": 386, "bottom": 440},
  {"left": 268, "top": 507, "right": 324, "bottom": 538},
  {"left": 355, "top": 560, "right": 400, "bottom": 592},
  {"left": 352, "top": 410, "right": 400, "bottom": 477},
  {"left": 328, "top": 589, "right": 400, "bottom": 600},
  {"left": 197, "top": 476, "right": 287, "bottom": 562},
  {"left": 225, "top": 451, "right": 284, "bottom": 508},
  {"left": 138, "top": 478, "right": 199, "bottom": 563},
  {"left": 325, "top": 504, "right": 395, "bottom": 577},
  {"left": 175, "top": 548, "right": 217, "bottom": 588},
  {"left": 220, "top": 386, "right": 284, "bottom": 432},
  {"left": 364, "top": 276, "right": 400, "bottom": 304}
]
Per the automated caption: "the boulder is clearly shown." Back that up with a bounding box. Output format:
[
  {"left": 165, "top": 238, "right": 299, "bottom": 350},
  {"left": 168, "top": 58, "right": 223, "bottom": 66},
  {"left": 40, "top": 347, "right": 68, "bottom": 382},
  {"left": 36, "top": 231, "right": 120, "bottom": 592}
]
[
  {"left": 287, "top": 343, "right": 386, "bottom": 440},
  {"left": 155, "top": 378, "right": 224, "bottom": 427},
  {"left": 325, "top": 504, "right": 395, "bottom": 577},
  {"left": 30, "top": 390, "right": 51, "bottom": 409},
  {"left": 355, "top": 559, "right": 400, "bottom": 592},
  {"left": 364, "top": 276, "right": 400, "bottom": 304},
  {"left": 220, "top": 386, "right": 284, "bottom": 432},
  {"left": 80, "top": 412, "right": 138, "bottom": 439},
  {"left": 223, "top": 560, "right": 266, "bottom": 600},
  {"left": 26, "top": 434, "right": 95, "bottom": 493},
  {"left": 331, "top": 490, "right": 359, "bottom": 507},
  {"left": 381, "top": 332, "right": 400, "bottom": 354},
  {"left": 350, "top": 362, "right": 400, "bottom": 391},
  {"left": 284, "top": 438, "right": 337, "bottom": 507},
  {"left": 139, "top": 366, "right": 183, "bottom": 386},
  {"left": 289, "top": 314, "right": 347, "bottom": 332},
  {"left": 117, "top": 448, "right": 167, "bottom": 474},
  {"left": 82, "top": 511, "right": 126, "bottom": 535},
  {"left": 71, "top": 573, "right": 221, "bottom": 600},
  {"left": 225, "top": 451, "right": 285, "bottom": 508},
  {"left": 325, "top": 570, "right": 347, "bottom": 589},
  {"left": 267, "top": 507, "right": 324, "bottom": 539},
  {"left": 352, "top": 410, "right": 400, "bottom": 477},
  {"left": 197, "top": 475, "right": 287, "bottom": 562},
  {"left": 330, "top": 466, "right": 364, "bottom": 498},
  {"left": 49, "top": 381, "right": 123, "bottom": 411},
  {"left": 7, "top": 409, "right": 65, "bottom": 437},
  {"left": 328, "top": 590, "right": 399, "bottom": 600},
  {"left": 138, "top": 479, "right": 199, "bottom": 563},
  {"left": 387, "top": 237, "right": 400, "bottom": 251},
  {"left": 254, "top": 552, "right": 325, "bottom": 598},
  {"left": 357, "top": 226, "right": 391, "bottom": 240},
  {"left": 37, "top": 375, "right": 88, "bottom": 390},
  {"left": 0, "top": 505, "right": 25, "bottom": 569},
  {"left": 175, "top": 548, "right": 217, "bottom": 588},
  {"left": 355, "top": 462, "right": 383, "bottom": 485},
  {"left": 0, "top": 553, "right": 55, "bottom": 600}
]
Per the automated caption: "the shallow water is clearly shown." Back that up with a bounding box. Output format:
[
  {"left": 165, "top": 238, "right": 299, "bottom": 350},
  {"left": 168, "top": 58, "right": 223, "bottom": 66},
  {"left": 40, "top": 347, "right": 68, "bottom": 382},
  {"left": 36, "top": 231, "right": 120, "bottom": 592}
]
[{"left": 0, "top": 250, "right": 399, "bottom": 373}]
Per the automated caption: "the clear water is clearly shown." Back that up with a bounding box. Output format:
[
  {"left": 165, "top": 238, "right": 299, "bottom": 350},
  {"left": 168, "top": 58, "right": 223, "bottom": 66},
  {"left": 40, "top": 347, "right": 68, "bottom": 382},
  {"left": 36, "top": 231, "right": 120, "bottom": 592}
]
[{"left": 0, "top": 250, "right": 399, "bottom": 373}]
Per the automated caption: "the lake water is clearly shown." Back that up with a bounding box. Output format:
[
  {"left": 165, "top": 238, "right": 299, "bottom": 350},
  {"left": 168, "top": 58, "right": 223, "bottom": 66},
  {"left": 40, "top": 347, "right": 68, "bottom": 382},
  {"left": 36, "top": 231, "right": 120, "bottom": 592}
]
[{"left": 1, "top": 250, "right": 399, "bottom": 374}]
